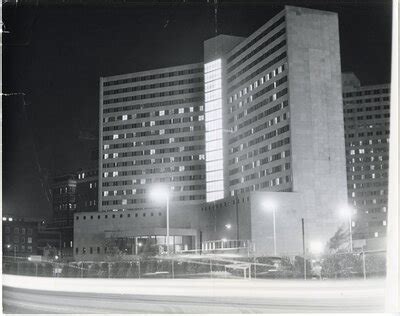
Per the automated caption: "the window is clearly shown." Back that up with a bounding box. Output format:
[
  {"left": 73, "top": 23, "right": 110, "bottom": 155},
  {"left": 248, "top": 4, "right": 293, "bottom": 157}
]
[
  {"left": 14, "top": 227, "right": 19, "bottom": 234},
  {"left": 27, "top": 237, "right": 32, "bottom": 244}
]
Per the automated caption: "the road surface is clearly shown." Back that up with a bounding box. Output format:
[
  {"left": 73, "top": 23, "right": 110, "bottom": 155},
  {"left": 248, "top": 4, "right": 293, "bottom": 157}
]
[{"left": 2, "top": 275, "right": 385, "bottom": 313}]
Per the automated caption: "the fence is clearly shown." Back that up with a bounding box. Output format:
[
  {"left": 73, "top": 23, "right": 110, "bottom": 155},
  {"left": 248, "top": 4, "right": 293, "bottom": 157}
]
[{"left": 2, "top": 251, "right": 386, "bottom": 280}]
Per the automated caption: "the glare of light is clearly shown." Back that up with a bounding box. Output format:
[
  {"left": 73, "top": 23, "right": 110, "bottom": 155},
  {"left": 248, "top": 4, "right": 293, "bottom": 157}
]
[
  {"left": 6, "top": 244, "right": 11, "bottom": 249},
  {"left": 149, "top": 184, "right": 169, "bottom": 203},
  {"left": 225, "top": 224, "right": 231, "bottom": 229},
  {"left": 339, "top": 205, "right": 355, "bottom": 219},
  {"left": 310, "top": 241, "right": 324, "bottom": 254},
  {"left": 138, "top": 243, "right": 143, "bottom": 247},
  {"left": 2, "top": 217, "right": 7, "bottom": 221},
  {"left": 28, "top": 257, "right": 32, "bottom": 261},
  {"left": 221, "top": 238, "right": 227, "bottom": 242},
  {"left": 262, "top": 200, "right": 277, "bottom": 211},
  {"left": 55, "top": 255, "right": 59, "bottom": 260},
  {"left": 8, "top": 217, "right": 13, "bottom": 222}
]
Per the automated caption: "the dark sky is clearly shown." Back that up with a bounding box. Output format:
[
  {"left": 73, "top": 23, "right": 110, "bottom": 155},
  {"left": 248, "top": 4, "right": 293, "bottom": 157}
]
[{"left": 2, "top": 0, "right": 392, "bottom": 219}]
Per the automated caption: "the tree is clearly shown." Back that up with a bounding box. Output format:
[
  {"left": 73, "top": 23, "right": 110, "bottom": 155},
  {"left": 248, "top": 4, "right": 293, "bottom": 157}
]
[{"left": 327, "top": 226, "right": 349, "bottom": 253}]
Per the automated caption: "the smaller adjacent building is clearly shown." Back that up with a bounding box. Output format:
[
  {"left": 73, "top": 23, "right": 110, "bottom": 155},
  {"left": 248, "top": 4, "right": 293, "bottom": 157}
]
[
  {"left": 74, "top": 190, "right": 346, "bottom": 261},
  {"left": 2, "top": 215, "right": 41, "bottom": 257},
  {"left": 76, "top": 168, "right": 99, "bottom": 213},
  {"left": 50, "top": 167, "right": 99, "bottom": 258}
]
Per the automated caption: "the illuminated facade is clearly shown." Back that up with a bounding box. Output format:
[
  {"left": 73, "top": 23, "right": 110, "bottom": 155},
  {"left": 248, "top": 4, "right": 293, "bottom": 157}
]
[
  {"left": 99, "top": 63, "right": 206, "bottom": 212},
  {"left": 342, "top": 73, "right": 390, "bottom": 249},
  {"left": 204, "top": 59, "right": 224, "bottom": 202}
]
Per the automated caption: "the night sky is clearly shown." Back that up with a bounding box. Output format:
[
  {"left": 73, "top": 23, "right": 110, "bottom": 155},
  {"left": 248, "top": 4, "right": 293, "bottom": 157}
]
[{"left": 2, "top": 0, "right": 392, "bottom": 219}]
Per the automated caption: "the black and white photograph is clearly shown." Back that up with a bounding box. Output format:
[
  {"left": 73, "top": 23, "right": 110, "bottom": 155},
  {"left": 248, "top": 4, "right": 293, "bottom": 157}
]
[{"left": 1, "top": 0, "right": 398, "bottom": 313}]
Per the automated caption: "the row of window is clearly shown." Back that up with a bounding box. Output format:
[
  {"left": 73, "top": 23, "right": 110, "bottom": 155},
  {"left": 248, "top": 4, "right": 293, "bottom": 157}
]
[
  {"left": 348, "top": 181, "right": 388, "bottom": 189},
  {"left": 344, "top": 104, "right": 390, "bottom": 113},
  {"left": 350, "top": 189, "right": 386, "bottom": 198},
  {"left": 102, "top": 173, "right": 205, "bottom": 187},
  {"left": 104, "top": 105, "right": 203, "bottom": 123},
  {"left": 349, "top": 172, "right": 388, "bottom": 180},
  {"left": 3, "top": 244, "right": 33, "bottom": 252},
  {"left": 348, "top": 147, "right": 388, "bottom": 155},
  {"left": 103, "top": 126, "right": 204, "bottom": 141},
  {"left": 230, "top": 151, "right": 290, "bottom": 175},
  {"left": 4, "top": 227, "right": 33, "bottom": 235},
  {"left": 344, "top": 113, "right": 390, "bottom": 121},
  {"left": 346, "top": 130, "right": 389, "bottom": 138},
  {"left": 103, "top": 67, "right": 203, "bottom": 87},
  {"left": 348, "top": 155, "right": 389, "bottom": 165},
  {"left": 103, "top": 87, "right": 203, "bottom": 105},
  {"left": 3, "top": 236, "right": 33, "bottom": 244},
  {"left": 343, "top": 88, "right": 390, "bottom": 98},
  {"left": 104, "top": 135, "right": 204, "bottom": 151},
  {"left": 347, "top": 138, "right": 389, "bottom": 147},
  {"left": 76, "top": 212, "right": 162, "bottom": 221},
  {"left": 104, "top": 163, "right": 204, "bottom": 178},
  {"left": 348, "top": 163, "right": 387, "bottom": 172},
  {"left": 352, "top": 198, "right": 387, "bottom": 206},
  {"left": 103, "top": 121, "right": 204, "bottom": 133},
  {"left": 102, "top": 194, "right": 205, "bottom": 206},
  {"left": 103, "top": 155, "right": 205, "bottom": 168},
  {"left": 57, "top": 203, "right": 77, "bottom": 211},
  {"left": 104, "top": 77, "right": 203, "bottom": 95},
  {"left": 102, "top": 145, "right": 205, "bottom": 161},
  {"left": 103, "top": 97, "right": 203, "bottom": 114}
]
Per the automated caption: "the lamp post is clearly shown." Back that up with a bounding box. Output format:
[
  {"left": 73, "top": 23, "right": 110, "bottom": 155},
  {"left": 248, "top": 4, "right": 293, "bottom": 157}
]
[
  {"left": 263, "top": 200, "right": 277, "bottom": 256},
  {"left": 150, "top": 185, "right": 170, "bottom": 255},
  {"left": 340, "top": 205, "right": 354, "bottom": 253},
  {"left": 7, "top": 244, "right": 16, "bottom": 261}
]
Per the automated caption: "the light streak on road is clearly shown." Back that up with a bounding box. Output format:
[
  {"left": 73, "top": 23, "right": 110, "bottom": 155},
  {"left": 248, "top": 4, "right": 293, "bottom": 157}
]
[{"left": 2, "top": 274, "right": 385, "bottom": 313}]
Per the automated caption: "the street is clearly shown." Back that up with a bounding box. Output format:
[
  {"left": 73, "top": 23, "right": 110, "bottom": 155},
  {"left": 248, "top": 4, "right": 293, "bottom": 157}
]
[{"left": 2, "top": 274, "right": 385, "bottom": 313}]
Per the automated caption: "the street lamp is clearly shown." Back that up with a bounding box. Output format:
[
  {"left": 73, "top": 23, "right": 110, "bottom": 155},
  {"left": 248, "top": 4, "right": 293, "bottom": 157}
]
[
  {"left": 309, "top": 240, "right": 324, "bottom": 255},
  {"left": 262, "top": 200, "right": 277, "bottom": 256},
  {"left": 340, "top": 205, "right": 355, "bottom": 253},
  {"left": 7, "top": 244, "right": 16, "bottom": 261},
  {"left": 149, "top": 184, "right": 170, "bottom": 254}
]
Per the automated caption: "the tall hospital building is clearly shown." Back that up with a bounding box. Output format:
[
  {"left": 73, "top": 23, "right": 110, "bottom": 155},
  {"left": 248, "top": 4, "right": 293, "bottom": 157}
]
[{"left": 75, "top": 6, "right": 349, "bottom": 259}]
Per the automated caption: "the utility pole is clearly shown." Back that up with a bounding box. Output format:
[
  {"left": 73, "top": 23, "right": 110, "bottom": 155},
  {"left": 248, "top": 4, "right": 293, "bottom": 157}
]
[{"left": 302, "top": 218, "right": 306, "bottom": 280}]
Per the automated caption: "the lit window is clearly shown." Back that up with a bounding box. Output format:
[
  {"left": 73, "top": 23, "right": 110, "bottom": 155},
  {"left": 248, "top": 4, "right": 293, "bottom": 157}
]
[
  {"left": 159, "top": 110, "right": 165, "bottom": 116},
  {"left": 179, "top": 108, "right": 184, "bottom": 114},
  {"left": 122, "top": 115, "right": 128, "bottom": 121},
  {"left": 374, "top": 232, "right": 379, "bottom": 238},
  {"left": 383, "top": 220, "right": 387, "bottom": 226},
  {"left": 82, "top": 173, "right": 85, "bottom": 179},
  {"left": 113, "top": 134, "right": 118, "bottom": 140}
]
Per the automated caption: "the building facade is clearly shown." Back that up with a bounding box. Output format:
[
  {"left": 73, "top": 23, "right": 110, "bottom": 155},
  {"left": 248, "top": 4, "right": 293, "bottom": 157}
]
[
  {"left": 2, "top": 215, "right": 40, "bottom": 258},
  {"left": 342, "top": 73, "right": 390, "bottom": 250},
  {"left": 76, "top": 6, "right": 349, "bottom": 259},
  {"left": 99, "top": 63, "right": 206, "bottom": 212},
  {"left": 203, "top": 6, "right": 348, "bottom": 253},
  {"left": 76, "top": 168, "right": 99, "bottom": 213}
]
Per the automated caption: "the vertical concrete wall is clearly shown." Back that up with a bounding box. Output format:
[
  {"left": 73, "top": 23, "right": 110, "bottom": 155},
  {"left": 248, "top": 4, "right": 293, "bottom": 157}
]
[{"left": 285, "top": 6, "right": 348, "bottom": 246}]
